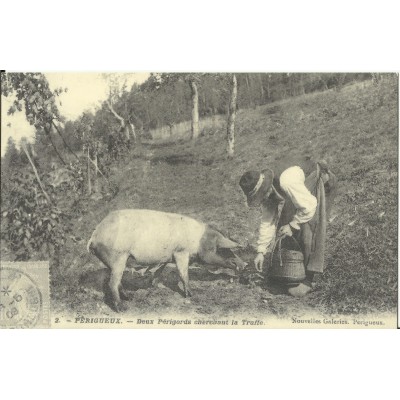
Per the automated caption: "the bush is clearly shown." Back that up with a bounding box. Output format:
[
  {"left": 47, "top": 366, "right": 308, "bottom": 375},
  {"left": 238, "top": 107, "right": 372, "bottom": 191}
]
[{"left": 1, "top": 170, "right": 72, "bottom": 260}]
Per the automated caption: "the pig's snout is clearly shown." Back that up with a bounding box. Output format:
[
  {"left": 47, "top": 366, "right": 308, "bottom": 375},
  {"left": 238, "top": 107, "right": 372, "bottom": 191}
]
[{"left": 227, "top": 255, "right": 247, "bottom": 272}]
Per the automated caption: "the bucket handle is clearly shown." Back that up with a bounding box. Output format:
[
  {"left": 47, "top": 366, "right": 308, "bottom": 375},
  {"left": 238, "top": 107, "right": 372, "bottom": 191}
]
[{"left": 270, "top": 235, "right": 302, "bottom": 267}]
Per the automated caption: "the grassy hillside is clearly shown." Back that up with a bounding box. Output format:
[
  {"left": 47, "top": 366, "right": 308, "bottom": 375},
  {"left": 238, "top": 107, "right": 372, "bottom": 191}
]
[{"left": 51, "top": 77, "right": 398, "bottom": 317}]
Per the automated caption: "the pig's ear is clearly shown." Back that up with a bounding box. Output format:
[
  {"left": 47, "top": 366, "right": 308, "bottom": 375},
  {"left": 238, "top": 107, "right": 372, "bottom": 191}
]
[{"left": 216, "top": 233, "right": 240, "bottom": 249}]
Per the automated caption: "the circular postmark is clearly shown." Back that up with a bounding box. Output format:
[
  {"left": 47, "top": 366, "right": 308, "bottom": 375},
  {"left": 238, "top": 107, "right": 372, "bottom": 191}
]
[{"left": 0, "top": 268, "right": 42, "bottom": 328}]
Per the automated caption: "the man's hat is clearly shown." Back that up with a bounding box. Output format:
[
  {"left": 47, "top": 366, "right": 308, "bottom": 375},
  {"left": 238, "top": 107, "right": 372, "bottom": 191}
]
[{"left": 239, "top": 168, "right": 274, "bottom": 201}]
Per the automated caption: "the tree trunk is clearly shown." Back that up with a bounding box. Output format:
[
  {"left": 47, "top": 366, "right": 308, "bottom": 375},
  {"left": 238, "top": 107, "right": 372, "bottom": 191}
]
[
  {"left": 87, "top": 153, "right": 109, "bottom": 183},
  {"left": 52, "top": 120, "right": 79, "bottom": 161},
  {"left": 299, "top": 74, "right": 305, "bottom": 95},
  {"left": 45, "top": 126, "right": 66, "bottom": 165},
  {"left": 129, "top": 121, "right": 139, "bottom": 144},
  {"left": 246, "top": 74, "right": 254, "bottom": 108},
  {"left": 29, "top": 142, "right": 37, "bottom": 159},
  {"left": 146, "top": 107, "right": 151, "bottom": 127},
  {"left": 21, "top": 143, "right": 51, "bottom": 204},
  {"left": 87, "top": 146, "right": 91, "bottom": 195},
  {"left": 288, "top": 74, "right": 294, "bottom": 96},
  {"left": 227, "top": 74, "right": 237, "bottom": 158},
  {"left": 93, "top": 149, "right": 98, "bottom": 193},
  {"left": 106, "top": 100, "right": 134, "bottom": 142},
  {"left": 190, "top": 80, "right": 199, "bottom": 140},
  {"left": 259, "top": 74, "right": 264, "bottom": 103}
]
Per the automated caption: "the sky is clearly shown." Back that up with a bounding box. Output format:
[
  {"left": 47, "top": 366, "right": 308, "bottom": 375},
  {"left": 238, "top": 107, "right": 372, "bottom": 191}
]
[{"left": 1, "top": 72, "right": 149, "bottom": 156}]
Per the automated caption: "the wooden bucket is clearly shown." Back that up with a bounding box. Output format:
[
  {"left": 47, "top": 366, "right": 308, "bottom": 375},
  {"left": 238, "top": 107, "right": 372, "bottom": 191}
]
[{"left": 269, "top": 236, "right": 306, "bottom": 284}]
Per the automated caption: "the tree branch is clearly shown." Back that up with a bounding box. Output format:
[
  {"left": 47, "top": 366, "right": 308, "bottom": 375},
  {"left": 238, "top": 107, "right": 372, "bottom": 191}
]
[
  {"left": 128, "top": 121, "right": 138, "bottom": 142},
  {"left": 51, "top": 120, "right": 80, "bottom": 161},
  {"left": 87, "top": 155, "right": 109, "bottom": 183},
  {"left": 106, "top": 100, "right": 125, "bottom": 127},
  {"left": 45, "top": 125, "right": 67, "bottom": 165},
  {"left": 31, "top": 98, "right": 66, "bottom": 165},
  {"left": 21, "top": 143, "right": 52, "bottom": 204}
]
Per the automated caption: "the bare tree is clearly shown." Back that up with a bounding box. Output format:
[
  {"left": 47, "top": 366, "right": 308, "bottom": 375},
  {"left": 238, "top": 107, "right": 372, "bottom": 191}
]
[
  {"left": 86, "top": 145, "right": 91, "bottom": 195},
  {"left": 75, "top": 113, "right": 105, "bottom": 195},
  {"left": 106, "top": 100, "right": 138, "bottom": 142},
  {"left": 259, "top": 73, "right": 264, "bottom": 103},
  {"left": 227, "top": 74, "right": 238, "bottom": 158},
  {"left": 189, "top": 79, "right": 199, "bottom": 140},
  {"left": 103, "top": 73, "right": 138, "bottom": 144},
  {"left": 266, "top": 74, "right": 271, "bottom": 100},
  {"left": 21, "top": 141, "right": 51, "bottom": 204}
]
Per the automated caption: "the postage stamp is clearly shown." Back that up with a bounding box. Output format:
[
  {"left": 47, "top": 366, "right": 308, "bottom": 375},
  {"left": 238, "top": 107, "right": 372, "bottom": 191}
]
[
  {"left": 0, "top": 72, "right": 398, "bottom": 329},
  {"left": 0, "top": 262, "right": 50, "bottom": 328}
]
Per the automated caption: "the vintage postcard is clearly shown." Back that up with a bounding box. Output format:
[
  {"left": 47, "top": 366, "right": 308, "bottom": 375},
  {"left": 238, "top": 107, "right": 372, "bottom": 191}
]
[{"left": 0, "top": 72, "right": 398, "bottom": 328}]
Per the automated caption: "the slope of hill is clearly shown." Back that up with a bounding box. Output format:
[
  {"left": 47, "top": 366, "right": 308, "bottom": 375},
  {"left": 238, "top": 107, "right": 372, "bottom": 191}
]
[{"left": 51, "top": 77, "right": 398, "bottom": 318}]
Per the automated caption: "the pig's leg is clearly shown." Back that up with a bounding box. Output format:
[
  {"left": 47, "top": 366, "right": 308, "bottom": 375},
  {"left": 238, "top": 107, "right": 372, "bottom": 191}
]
[
  {"left": 119, "top": 284, "right": 131, "bottom": 301},
  {"left": 173, "top": 251, "right": 192, "bottom": 297},
  {"left": 90, "top": 244, "right": 130, "bottom": 308},
  {"left": 152, "top": 263, "right": 167, "bottom": 287},
  {"left": 109, "top": 253, "right": 130, "bottom": 312}
]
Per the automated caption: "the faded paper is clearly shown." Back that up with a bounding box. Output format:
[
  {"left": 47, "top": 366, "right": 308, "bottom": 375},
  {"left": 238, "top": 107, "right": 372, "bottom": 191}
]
[
  {"left": 0, "top": 72, "right": 398, "bottom": 329},
  {"left": 0, "top": 262, "right": 50, "bottom": 328}
]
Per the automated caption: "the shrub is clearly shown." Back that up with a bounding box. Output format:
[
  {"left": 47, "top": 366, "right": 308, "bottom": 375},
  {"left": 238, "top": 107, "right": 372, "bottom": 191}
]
[{"left": 1, "top": 170, "right": 72, "bottom": 260}]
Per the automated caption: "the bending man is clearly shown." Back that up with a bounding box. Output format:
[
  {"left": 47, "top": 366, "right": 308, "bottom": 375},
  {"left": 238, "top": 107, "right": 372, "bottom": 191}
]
[{"left": 239, "top": 156, "right": 337, "bottom": 297}]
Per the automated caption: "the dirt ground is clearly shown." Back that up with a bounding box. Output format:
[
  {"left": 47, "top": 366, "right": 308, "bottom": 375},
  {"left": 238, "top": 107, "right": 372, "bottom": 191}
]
[{"left": 52, "top": 257, "right": 319, "bottom": 322}]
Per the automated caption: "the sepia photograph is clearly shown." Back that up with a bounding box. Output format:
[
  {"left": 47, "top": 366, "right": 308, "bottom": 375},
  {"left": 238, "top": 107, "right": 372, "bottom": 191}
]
[
  {"left": 1, "top": 71, "right": 398, "bottom": 328},
  {"left": 2, "top": 3, "right": 400, "bottom": 400}
]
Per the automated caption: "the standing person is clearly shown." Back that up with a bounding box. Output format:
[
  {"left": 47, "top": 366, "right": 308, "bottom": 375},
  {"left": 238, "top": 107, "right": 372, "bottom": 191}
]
[{"left": 239, "top": 156, "right": 337, "bottom": 297}]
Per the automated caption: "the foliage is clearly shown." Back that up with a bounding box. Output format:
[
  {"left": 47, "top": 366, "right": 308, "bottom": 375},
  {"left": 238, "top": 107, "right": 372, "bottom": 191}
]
[
  {"left": 12, "top": 72, "right": 370, "bottom": 170},
  {"left": 105, "top": 73, "right": 373, "bottom": 133},
  {"left": 1, "top": 72, "right": 66, "bottom": 130},
  {"left": 1, "top": 170, "right": 72, "bottom": 260},
  {"left": 1, "top": 72, "right": 73, "bottom": 167},
  {"left": 53, "top": 162, "right": 85, "bottom": 195},
  {"left": 2, "top": 137, "right": 24, "bottom": 170},
  {"left": 73, "top": 112, "right": 95, "bottom": 149},
  {"left": 62, "top": 121, "right": 83, "bottom": 151}
]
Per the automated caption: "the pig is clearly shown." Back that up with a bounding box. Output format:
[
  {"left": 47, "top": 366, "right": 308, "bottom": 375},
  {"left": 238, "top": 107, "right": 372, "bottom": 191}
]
[{"left": 87, "top": 209, "right": 245, "bottom": 311}]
